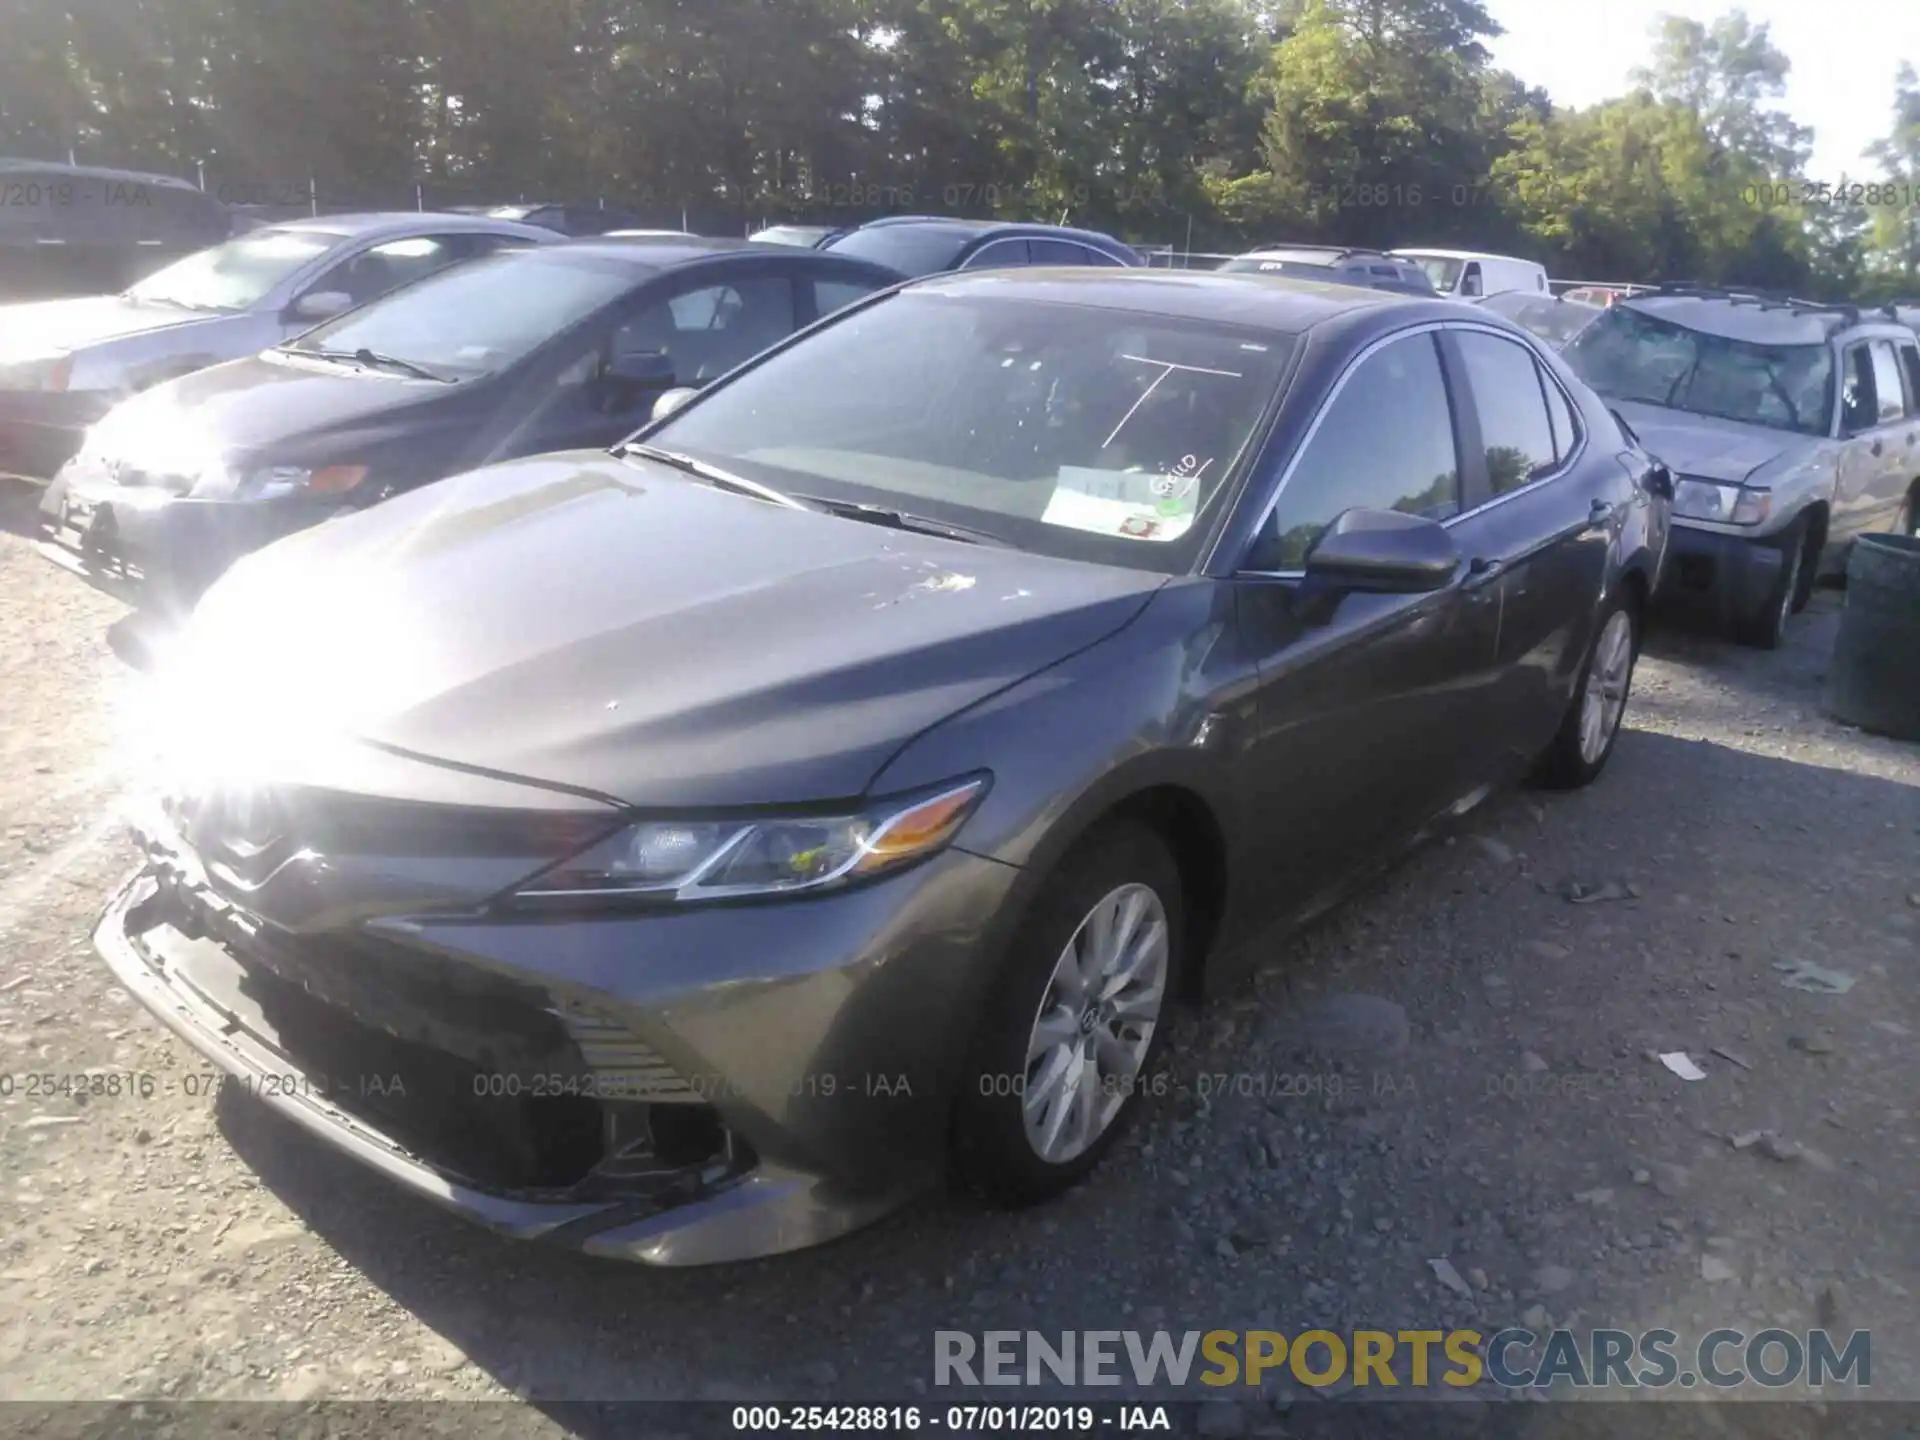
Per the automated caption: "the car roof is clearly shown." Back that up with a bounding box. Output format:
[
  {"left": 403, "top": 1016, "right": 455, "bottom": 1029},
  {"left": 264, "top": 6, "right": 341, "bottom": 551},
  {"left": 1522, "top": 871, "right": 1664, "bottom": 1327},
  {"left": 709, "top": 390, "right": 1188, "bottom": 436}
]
[
  {"left": 1390, "top": 248, "right": 1539, "bottom": 265},
  {"left": 0, "top": 157, "right": 209, "bottom": 193},
  {"left": 904, "top": 267, "right": 1461, "bottom": 334},
  {"left": 532, "top": 237, "right": 902, "bottom": 282},
  {"left": 266, "top": 211, "right": 557, "bottom": 241},
  {"left": 1238, "top": 246, "right": 1391, "bottom": 264},
  {"left": 555, "top": 235, "right": 753, "bottom": 263},
  {"left": 851, "top": 214, "right": 1130, "bottom": 248},
  {"left": 1614, "top": 292, "right": 1900, "bottom": 345}
]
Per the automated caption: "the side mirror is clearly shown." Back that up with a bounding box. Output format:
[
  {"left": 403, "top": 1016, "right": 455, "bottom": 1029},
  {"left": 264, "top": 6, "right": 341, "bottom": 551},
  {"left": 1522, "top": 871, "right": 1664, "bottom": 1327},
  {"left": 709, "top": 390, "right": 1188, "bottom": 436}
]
[
  {"left": 1301, "top": 508, "right": 1462, "bottom": 594},
  {"left": 605, "top": 350, "right": 675, "bottom": 388},
  {"left": 291, "top": 290, "right": 353, "bottom": 322},
  {"left": 650, "top": 386, "right": 700, "bottom": 423},
  {"left": 1645, "top": 461, "right": 1675, "bottom": 501}
]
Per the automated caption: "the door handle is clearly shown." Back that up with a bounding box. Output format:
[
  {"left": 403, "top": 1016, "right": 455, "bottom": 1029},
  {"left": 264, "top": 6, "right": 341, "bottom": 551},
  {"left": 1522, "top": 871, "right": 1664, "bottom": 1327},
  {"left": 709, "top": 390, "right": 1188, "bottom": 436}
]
[
  {"left": 1463, "top": 555, "right": 1504, "bottom": 591},
  {"left": 1871, "top": 439, "right": 1884, "bottom": 456}
]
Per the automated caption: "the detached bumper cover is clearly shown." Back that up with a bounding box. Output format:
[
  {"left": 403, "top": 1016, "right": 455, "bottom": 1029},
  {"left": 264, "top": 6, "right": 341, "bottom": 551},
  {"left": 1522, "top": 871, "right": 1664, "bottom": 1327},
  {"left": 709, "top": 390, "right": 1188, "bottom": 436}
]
[
  {"left": 94, "top": 820, "right": 1018, "bottom": 1264},
  {"left": 1653, "top": 520, "right": 1783, "bottom": 625}
]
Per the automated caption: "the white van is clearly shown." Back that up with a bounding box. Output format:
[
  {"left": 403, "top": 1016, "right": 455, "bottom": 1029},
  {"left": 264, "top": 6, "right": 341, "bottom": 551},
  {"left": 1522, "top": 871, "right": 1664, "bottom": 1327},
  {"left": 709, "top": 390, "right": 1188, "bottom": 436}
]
[{"left": 1389, "top": 249, "right": 1549, "bottom": 299}]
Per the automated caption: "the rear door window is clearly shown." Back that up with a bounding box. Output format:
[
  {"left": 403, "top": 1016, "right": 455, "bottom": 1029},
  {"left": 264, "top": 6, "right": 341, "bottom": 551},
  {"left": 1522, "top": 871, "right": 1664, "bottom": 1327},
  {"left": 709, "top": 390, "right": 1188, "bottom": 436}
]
[
  {"left": 1868, "top": 340, "right": 1908, "bottom": 422},
  {"left": 1454, "top": 330, "right": 1558, "bottom": 493},
  {"left": 1027, "top": 239, "right": 1087, "bottom": 265},
  {"left": 961, "top": 239, "right": 1032, "bottom": 270}
]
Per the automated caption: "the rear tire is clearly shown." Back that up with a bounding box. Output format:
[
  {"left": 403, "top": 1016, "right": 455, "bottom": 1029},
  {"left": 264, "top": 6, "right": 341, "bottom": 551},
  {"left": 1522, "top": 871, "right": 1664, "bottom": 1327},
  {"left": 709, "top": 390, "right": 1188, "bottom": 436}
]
[
  {"left": 951, "top": 822, "right": 1184, "bottom": 1206},
  {"left": 1733, "top": 516, "right": 1808, "bottom": 650},
  {"left": 1530, "top": 590, "right": 1640, "bottom": 791}
]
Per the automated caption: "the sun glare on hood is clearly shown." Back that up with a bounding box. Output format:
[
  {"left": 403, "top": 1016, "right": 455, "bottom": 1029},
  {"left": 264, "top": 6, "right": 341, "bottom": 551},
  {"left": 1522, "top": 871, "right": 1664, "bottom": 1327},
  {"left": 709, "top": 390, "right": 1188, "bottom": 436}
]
[{"left": 140, "top": 549, "right": 435, "bottom": 803}]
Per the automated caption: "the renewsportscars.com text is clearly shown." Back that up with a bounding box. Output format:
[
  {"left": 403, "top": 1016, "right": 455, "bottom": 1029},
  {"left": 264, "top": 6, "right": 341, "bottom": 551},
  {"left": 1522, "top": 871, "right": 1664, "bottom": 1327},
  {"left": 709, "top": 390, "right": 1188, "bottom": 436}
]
[{"left": 934, "top": 1328, "right": 1870, "bottom": 1390}]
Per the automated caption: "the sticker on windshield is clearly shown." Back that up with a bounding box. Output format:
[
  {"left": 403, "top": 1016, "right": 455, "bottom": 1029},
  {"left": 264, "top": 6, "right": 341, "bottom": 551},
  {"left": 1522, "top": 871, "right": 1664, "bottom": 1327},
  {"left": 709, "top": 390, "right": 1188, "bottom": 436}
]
[{"left": 1042, "top": 462, "right": 1206, "bottom": 543}]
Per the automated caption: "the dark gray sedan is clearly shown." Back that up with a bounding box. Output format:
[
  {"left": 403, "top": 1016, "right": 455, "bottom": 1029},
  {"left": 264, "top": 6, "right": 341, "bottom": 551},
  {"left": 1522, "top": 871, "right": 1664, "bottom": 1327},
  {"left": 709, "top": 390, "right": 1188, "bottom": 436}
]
[
  {"left": 96, "top": 270, "right": 1670, "bottom": 1266},
  {"left": 37, "top": 238, "right": 902, "bottom": 611}
]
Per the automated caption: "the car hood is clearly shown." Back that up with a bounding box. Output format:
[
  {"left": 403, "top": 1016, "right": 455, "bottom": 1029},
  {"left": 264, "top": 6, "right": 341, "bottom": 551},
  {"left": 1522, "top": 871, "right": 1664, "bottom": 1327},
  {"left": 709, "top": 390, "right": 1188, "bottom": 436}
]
[
  {"left": 1608, "top": 400, "right": 1813, "bottom": 484},
  {"left": 177, "top": 451, "right": 1165, "bottom": 808},
  {"left": 128, "top": 349, "right": 465, "bottom": 456},
  {"left": 0, "top": 293, "right": 225, "bottom": 355}
]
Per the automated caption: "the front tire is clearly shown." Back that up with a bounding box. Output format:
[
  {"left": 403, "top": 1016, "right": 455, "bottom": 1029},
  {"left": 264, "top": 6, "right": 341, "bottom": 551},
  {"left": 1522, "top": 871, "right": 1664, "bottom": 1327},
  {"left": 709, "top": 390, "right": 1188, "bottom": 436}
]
[
  {"left": 1530, "top": 591, "right": 1640, "bottom": 790},
  {"left": 1733, "top": 517, "right": 1809, "bottom": 649},
  {"left": 951, "top": 822, "right": 1184, "bottom": 1206}
]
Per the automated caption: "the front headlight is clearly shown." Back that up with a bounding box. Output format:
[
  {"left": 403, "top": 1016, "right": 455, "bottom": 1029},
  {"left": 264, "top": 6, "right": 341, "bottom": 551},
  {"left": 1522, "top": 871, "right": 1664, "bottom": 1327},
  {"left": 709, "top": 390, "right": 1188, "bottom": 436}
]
[
  {"left": 1672, "top": 477, "right": 1771, "bottom": 525},
  {"left": 514, "top": 777, "right": 990, "bottom": 902},
  {"left": 0, "top": 354, "right": 73, "bottom": 393},
  {"left": 190, "top": 463, "right": 369, "bottom": 501}
]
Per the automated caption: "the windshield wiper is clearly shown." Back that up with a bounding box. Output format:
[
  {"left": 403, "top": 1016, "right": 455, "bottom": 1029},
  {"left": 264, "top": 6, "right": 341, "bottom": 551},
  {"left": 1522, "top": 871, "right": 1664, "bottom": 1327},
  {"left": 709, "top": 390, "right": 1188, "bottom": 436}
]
[
  {"left": 613, "top": 442, "right": 805, "bottom": 509},
  {"left": 350, "top": 347, "right": 455, "bottom": 382},
  {"left": 131, "top": 294, "right": 217, "bottom": 313},
  {"left": 797, "top": 495, "right": 1011, "bottom": 548}
]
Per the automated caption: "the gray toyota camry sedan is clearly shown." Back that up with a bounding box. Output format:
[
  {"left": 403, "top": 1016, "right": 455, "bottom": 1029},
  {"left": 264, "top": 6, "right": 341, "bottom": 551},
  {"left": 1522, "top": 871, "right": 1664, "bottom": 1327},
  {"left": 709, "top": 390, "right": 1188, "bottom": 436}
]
[{"left": 97, "top": 270, "right": 1671, "bottom": 1266}]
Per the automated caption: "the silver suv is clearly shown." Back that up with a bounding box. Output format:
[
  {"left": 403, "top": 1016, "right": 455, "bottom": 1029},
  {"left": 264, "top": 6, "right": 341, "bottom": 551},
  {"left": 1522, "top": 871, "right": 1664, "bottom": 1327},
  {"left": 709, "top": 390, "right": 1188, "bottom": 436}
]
[{"left": 1563, "top": 285, "right": 1920, "bottom": 647}]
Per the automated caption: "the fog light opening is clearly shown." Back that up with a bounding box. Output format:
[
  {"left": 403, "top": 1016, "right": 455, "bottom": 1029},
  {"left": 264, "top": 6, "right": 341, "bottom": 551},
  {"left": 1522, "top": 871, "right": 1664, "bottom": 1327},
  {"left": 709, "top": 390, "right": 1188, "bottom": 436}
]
[{"left": 650, "top": 1103, "right": 728, "bottom": 1169}]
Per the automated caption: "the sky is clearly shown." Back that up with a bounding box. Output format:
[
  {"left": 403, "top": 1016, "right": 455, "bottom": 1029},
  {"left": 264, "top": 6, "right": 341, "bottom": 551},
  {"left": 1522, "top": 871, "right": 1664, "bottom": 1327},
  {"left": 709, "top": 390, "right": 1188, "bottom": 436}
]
[{"left": 1482, "top": 0, "right": 1918, "bottom": 181}]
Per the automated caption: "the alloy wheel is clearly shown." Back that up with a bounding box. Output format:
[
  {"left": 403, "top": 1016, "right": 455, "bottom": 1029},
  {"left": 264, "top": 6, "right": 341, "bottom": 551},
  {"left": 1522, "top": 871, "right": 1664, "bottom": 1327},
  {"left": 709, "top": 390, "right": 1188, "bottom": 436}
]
[
  {"left": 1577, "top": 609, "right": 1635, "bottom": 765},
  {"left": 1021, "top": 882, "right": 1169, "bottom": 1164},
  {"left": 1776, "top": 540, "right": 1803, "bottom": 633}
]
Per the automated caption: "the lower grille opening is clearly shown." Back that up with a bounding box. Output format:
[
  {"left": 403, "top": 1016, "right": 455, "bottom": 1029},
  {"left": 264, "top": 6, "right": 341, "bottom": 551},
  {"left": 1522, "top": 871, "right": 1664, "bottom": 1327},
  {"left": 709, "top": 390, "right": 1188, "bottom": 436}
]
[
  {"left": 181, "top": 913, "right": 758, "bottom": 1201},
  {"left": 237, "top": 952, "right": 609, "bottom": 1192}
]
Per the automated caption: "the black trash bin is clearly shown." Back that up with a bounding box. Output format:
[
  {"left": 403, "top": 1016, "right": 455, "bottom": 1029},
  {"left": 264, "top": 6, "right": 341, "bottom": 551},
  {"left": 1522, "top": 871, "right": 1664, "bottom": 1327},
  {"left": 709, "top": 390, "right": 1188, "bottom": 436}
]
[{"left": 1825, "top": 533, "right": 1920, "bottom": 741}]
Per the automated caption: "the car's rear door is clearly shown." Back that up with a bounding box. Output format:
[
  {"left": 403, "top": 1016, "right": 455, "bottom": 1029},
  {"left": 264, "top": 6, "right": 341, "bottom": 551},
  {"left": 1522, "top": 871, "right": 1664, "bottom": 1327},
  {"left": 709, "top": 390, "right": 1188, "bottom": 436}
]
[
  {"left": 1230, "top": 327, "right": 1501, "bottom": 925},
  {"left": 1439, "top": 324, "right": 1621, "bottom": 769}
]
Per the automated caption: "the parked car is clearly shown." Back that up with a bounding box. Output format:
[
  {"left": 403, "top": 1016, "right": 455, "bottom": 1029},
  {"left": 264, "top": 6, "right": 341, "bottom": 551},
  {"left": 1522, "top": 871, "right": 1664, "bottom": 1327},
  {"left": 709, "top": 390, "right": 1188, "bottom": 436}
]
[
  {"left": 0, "top": 159, "right": 232, "bottom": 304},
  {"left": 749, "top": 224, "right": 847, "bottom": 249},
  {"left": 824, "top": 216, "right": 1140, "bottom": 275},
  {"left": 95, "top": 269, "right": 1668, "bottom": 1266},
  {"left": 1471, "top": 290, "right": 1602, "bottom": 348},
  {"left": 454, "top": 202, "right": 643, "bottom": 237},
  {"left": 1215, "top": 246, "right": 1436, "bottom": 295},
  {"left": 1390, "top": 249, "right": 1549, "bottom": 298},
  {"left": 1563, "top": 284, "right": 1920, "bottom": 647},
  {"left": 0, "top": 212, "right": 555, "bottom": 485},
  {"left": 37, "top": 238, "right": 904, "bottom": 611}
]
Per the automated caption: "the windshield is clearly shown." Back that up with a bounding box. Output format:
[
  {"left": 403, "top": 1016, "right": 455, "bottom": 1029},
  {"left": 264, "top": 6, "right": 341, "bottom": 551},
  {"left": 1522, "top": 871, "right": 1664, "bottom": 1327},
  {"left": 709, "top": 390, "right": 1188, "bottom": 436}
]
[
  {"left": 1397, "top": 254, "right": 1464, "bottom": 291},
  {"left": 644, "top": 292, "right": 1295, "bottom": 573},
  {"left": 126, "top": 230, "right": 338, "bottom": 312},
  {"left": 825, "top": 226, "right": 971, "bottom": 277},
  {"left": 1563, "top": 305, "right": 1835, "bottom": 436},
  {"left": 287, "top": 251, "right": 642, "bottom": 380}
]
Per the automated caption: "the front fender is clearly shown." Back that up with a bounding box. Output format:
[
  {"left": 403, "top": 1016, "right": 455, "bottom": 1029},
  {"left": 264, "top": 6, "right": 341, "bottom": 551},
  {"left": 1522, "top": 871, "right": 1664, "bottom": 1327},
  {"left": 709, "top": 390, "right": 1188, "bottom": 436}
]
[{"left": 867, "top": 579, "right": 1257, "bottom": 1024}]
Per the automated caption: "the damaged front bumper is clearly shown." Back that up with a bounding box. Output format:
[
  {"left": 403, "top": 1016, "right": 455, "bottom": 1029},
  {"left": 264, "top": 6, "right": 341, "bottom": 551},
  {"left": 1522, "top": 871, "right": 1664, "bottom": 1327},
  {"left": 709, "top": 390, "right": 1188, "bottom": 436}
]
[{"left": 95, "top": 809, "right": 1016, "bottom": 1264}]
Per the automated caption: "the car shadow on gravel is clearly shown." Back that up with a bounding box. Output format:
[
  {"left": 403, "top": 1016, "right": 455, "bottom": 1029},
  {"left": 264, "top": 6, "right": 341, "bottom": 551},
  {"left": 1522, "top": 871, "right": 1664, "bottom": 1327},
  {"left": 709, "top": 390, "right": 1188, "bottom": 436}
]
[
  {"left": 206, "top": 722, "right": 1919, "bottom": 1409},
  {"left": 0, "top": 477, "right": 50, "bottom": 539}
]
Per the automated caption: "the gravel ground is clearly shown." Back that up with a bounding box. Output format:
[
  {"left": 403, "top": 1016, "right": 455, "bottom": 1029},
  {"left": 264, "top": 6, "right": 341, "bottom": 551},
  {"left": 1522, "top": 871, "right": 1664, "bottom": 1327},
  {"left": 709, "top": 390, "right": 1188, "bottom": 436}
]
[{"left": 1, "top": 476, "right": 1915, "bottom": 1425}]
